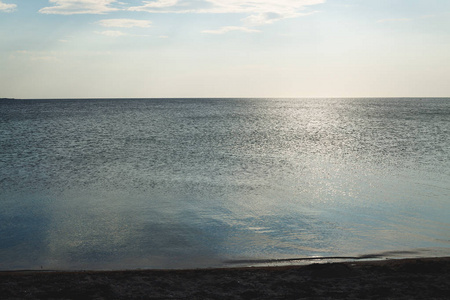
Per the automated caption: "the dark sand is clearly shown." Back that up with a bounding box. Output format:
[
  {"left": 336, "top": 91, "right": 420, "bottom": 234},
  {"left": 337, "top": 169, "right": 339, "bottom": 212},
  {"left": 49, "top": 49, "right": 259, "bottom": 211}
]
[{"left": 1, "top": 257, "right": 449, "bottom": 299}]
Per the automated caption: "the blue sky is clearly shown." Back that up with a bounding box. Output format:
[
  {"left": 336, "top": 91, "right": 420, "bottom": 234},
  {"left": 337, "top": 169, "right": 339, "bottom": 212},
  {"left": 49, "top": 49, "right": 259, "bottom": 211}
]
[{"left": 1, "top": 0, "right": 449, "bottom": 98}]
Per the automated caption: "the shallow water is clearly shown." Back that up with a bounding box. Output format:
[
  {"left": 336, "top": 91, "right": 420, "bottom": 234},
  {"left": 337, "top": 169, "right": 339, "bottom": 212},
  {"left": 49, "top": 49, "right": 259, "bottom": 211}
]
[{"left": 1, "top": 98, "right": 449, "bottom": 270}]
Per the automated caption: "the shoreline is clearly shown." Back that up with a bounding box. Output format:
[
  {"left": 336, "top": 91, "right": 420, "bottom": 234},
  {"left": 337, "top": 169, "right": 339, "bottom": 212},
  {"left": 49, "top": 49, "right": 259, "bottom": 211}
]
[{"left": 1, "top": 256, "right": 449, "bottom": 299}]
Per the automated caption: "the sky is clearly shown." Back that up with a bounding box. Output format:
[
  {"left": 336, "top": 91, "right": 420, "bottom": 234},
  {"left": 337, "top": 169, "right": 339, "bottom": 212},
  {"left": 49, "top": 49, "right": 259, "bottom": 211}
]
[{"left": 1, "top": 0, "right": 449, "bottom": 99}]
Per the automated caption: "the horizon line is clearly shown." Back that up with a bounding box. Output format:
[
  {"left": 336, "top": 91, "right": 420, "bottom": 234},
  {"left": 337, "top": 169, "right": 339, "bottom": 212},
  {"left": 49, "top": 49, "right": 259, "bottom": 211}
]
[{"left": 2, "top": 97, "right": 449, "bottom": 100}]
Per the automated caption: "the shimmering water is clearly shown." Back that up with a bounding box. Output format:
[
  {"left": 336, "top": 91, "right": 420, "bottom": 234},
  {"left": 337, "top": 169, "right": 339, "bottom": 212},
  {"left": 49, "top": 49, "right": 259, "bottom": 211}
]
[{"left": 1, "top": 98, "right": 449, "bottom": 270}]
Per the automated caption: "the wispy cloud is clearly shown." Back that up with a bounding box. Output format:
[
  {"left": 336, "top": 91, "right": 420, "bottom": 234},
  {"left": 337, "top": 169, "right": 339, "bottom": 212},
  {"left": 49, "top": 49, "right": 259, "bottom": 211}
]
[
  {"left": 129, "top": 0, "right": 325, "bottom": 25},
  {"left": 11, "top": 50, "right": 62, "bottom": 62},
  {"left": 30, "top": 56, "right": 62, "bottom": 62},
  {"left": 36, "top": 0, "right": 325, "bottom": 35},
  {"left": 0, "top": 0, "right": 17, "bottom": 12},
  {"left": 39, "top": 0, "right": 119, "bottom": 15},
  {"left": 242, "top": 10, "right": 317, "bottom": 26},
  {"left": 202, "top": 26, "right": 260, "bottom": 34},
  {"left": 128, "top": 0, "right": 325, "bottom": 34},
  {"left": 129, "top": 0, "right": 178, "bottom": 11},
  {"left": 97, "top": 19, "right": 152, "bottom": 28},
  {"left": 95, "top": 30, "right": 127, "bottom": 37},
  {"left": 201, "top": 0, "right": 324, "bottom": 15}
]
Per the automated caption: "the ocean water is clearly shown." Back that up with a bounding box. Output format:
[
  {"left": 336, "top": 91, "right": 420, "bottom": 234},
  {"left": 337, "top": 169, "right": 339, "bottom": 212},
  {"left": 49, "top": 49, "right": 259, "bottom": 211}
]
[{"left": 0, "top": 98, "right": 449, "bottom": 270}]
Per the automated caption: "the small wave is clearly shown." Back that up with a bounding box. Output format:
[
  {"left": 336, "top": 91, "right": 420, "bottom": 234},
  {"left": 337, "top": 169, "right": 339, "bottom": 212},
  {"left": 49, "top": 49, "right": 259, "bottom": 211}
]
[{"left": 223, "top": 249, "right": 431, "bottom": 265}]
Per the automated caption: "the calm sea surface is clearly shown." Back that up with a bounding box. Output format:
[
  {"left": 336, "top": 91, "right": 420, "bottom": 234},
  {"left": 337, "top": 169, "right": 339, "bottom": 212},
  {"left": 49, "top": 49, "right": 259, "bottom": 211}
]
[{"left": 1, "top": 98, "right": 449, "bottom": 270}]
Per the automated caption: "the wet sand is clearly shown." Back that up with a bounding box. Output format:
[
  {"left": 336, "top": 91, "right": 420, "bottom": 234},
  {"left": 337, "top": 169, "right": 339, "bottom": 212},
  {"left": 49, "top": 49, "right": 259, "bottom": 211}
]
[{"left": 1, "top": 257, "right": 449, "bottom": 299}]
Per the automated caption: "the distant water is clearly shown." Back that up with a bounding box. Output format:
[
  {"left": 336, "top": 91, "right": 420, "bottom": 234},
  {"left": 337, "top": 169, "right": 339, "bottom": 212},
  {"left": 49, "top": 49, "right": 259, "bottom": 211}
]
[{"left": 1, "top": 98, "right": 449, "bottom": 270}]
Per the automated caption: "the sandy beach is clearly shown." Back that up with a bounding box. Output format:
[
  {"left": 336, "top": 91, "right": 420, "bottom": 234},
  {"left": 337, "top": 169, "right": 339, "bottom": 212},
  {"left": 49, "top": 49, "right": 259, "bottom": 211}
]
[{"left": 1, "top": 257, "right": 449, "bottom": 299}]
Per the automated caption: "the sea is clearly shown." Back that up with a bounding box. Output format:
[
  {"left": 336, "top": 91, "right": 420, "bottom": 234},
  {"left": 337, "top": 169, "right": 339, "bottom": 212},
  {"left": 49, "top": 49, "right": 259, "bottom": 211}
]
[{"left": 1, "top": 98, "right": 449, "bottom": 270}]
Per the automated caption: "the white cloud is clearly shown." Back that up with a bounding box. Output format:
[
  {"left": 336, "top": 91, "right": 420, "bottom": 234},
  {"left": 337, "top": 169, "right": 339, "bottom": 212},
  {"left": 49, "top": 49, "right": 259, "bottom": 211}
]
[
  {"left": 242, "top": 10, "right": 316, "bottom": 26},
  {"left": 128, "top": 0, "right": 325, "bottom": 32},
  {"left": 96, "top": 30, "right": 127, "bottom": 37},
  {"left": 242, "top": 13, "right": 283, "bottom": 26},
  {"left": 97, "top": 19, "right": 152, "bottom": 28},
  {"left": 202, "top": 26, "right": 260, "bottom": 34},
  {"left": 129, "top": 0, "right": 178, "bottom": 10},
  {"left": 202, "top": 0, "right": 324, "bottom": 14},
  {"left": 129, "top": 0, "right": 325, "bottom": 24},
  {"left": 39, "top": 0, "right": 119, "bottom": 15},
  {"left": 36, "top": 0, "right": 324, "bottom": 28},
  {"left": 0, "top": 1, "right": 17, "bottom": 12}
]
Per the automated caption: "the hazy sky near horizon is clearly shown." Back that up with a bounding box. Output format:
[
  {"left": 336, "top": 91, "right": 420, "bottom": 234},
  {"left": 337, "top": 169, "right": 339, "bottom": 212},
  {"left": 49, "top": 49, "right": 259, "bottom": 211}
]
[{"left": 1, "top": 0, "right": 449, "bottom": 99}]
